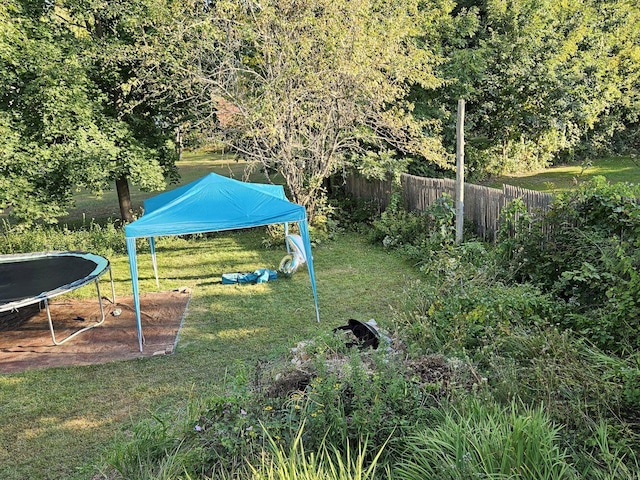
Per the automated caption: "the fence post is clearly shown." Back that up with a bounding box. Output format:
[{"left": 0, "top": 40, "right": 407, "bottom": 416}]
[{"left": 456, "top": 99, "right": 465, "bottom": 243}]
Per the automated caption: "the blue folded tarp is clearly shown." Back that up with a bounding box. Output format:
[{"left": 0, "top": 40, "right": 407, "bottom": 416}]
[{"left": 222, "top": 268, "right": 278, "bottom": 285}]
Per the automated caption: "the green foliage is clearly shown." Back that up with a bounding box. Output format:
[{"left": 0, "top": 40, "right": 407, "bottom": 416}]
[
  {"left": 370, "top": 193, "right": 455, "bottom": 258},
  {"left": 106, "top": 387, "right": 267, "bottom": 477},
  {"left": 416, "top": 0, "right": 640, "bottom": 178},
  {"left": 277, "top": 345, "right": 434, "bottom": 461},
  {"left": 0, "top": 219, "right": 125, "bottom": 256},
  {"left": 479, "top": 326, "right": 624, "bottom": 431},
  {"left": 574, "top": 421, "right": 640, "bottom": 480},
  {"left": 0, "top": 0, "right": 179, "bottom": 225},
  {"left": 325, "top": 195, "right": 380, "bottom": 233},
  {"left": 495, "top": 176, "right": 640, "bottom": 353},
  {"left": 103, "top": 335, "right": 436, "bottom": 478},
  {"left": 584, "top": 348, "right": 640, "bottom": 415},
  {"left": 166, "top": 0, "right": 451, "bottom": 220},
  {"left": 395, "top": 399, "right": 576, "bottom": 480},
  {"left": 396, "top": 243, "right": 627, "bottom": 437},
  {"left": 401, "top": 258, "right": 563, "bottom": 355},
  {"left": 106, "top": 413, "right": 203, "bottom": 480},
  {"left": 189, "top": 394, "right": 266, "bottom": 474}
]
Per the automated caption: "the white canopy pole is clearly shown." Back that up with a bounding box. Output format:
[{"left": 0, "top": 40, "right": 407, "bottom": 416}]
[{"left": 149, "top": 237, "right": 160, "bottom": 288}]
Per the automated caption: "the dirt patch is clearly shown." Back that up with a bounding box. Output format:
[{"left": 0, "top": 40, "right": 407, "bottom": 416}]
[
  {"left": 265, "top": 368, "right": 313, "bottom": 398},
  {"left": 0, "top": 290, "right": 190, "bottom": 374},
  {"left": 406, "top": 355, "right": 451, "bottom": 385}
]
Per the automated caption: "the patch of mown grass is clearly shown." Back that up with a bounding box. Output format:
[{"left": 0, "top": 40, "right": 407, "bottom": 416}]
[
  {"left": 482, "top": 155, "right": 640, "bottom": 192},
  {"left": 0, "top": 230, "right": 420, "bottom": 480}
]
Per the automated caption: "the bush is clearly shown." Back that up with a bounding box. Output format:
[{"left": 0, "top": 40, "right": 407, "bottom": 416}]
[
  {"left": 495, "top": 176, "right": 640, "bottom": 353},
  {"left": 260, "top": 337, "right": 437, "bottom": 465},
  {"left": 400, "top": 276, "right": 563, "bottom": 355},
  {"left": 397, "top": 246, "right": 625, "bottom": 436},
  {"left": 370, "top": 193, "right": 455, "bottom": 258}
]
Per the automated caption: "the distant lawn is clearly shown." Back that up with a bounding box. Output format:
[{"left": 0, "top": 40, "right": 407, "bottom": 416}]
[
  {"left": 56, "top": 153, "right": 640, "bottom": 225},
  {"left": 481, "top": 155, "right": 640, "bottom": 192},
  {"left": 59, "top": 149, "right": 268, "bottom": 224}
]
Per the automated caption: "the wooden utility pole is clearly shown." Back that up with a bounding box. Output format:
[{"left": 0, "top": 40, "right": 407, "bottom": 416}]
[{"left": 455, "top": 99, "right": 465, "bottom": 243}]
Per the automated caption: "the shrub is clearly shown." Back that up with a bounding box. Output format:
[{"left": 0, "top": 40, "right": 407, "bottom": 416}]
[
  {"left": 397, "top": 247, "right": 625, "bottom": 436},
  {"left": 369, "top": 193, "right": 455, "bottom": 259},
  {"left": 495, "top": 176, "right": 640, "bottom": 353},
  {"left": 400, "top": 276, "right": 563, "bottom": 355},
  {"left": 262, "top": 339, "right": 437, "bottom": 465},
  {"left": 104, "top": 335, "right": 438, "bottom": 478}
]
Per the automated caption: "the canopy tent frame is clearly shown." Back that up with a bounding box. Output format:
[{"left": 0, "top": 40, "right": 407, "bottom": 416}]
[{"left": 124, "top": 174, "right": 320, "bottom": 352}]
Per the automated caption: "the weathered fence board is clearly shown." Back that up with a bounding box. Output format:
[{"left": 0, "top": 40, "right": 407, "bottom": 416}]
[
  {"left": 343, "top": 174, "right": 393, "bottom": 211},
  {"left": 344, "top": 173, "right": 553, "bottom": 241}
]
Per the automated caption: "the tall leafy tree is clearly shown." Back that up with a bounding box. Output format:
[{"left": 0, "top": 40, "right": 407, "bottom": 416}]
[
  {"left": 418, "top": 0, "right": 640, "bottom": 179},
  {"left": 162, "top": 0, "right": 451, "bottom": 219},
  {"left": 0, "top": 0, "right": 180, "bottom": 225}
]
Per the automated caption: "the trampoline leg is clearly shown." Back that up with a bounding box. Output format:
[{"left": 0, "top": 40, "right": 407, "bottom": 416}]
[
  {"left": 46, "top": 279, "right": 108, "bottom": 346},
  {"left": 106, "top": 266, "right": 116, "bottom": 304}
]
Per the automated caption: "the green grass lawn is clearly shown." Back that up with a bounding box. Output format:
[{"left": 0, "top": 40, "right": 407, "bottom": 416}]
[
  {"left": 0, "top": 154, "right": 420, "bottom": 479},
  {"left": 481, "top": 155, "right": 640, "bottom": 192}
]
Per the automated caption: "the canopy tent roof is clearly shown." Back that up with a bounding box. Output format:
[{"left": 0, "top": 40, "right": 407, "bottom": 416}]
[
  {"left": 126, "top": 173, "right": 304, "bottom": 238},
  {"left": 124, "top": 173, "right": 320, "bottom": 352}
]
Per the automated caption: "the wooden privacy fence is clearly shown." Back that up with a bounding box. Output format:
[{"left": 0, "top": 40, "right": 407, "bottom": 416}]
[{"left": 344, "top": 173, "right": 553, "bottom": 241}]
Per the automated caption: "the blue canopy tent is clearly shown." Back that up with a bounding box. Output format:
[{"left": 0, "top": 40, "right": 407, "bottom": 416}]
[{"left": 124, "top": 173, "right": 320, "bottom": 352}]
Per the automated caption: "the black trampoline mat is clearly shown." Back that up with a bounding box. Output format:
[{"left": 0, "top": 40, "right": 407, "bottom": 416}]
[{"left": 0, "top": 256, "right": 99, "bottom": 305}]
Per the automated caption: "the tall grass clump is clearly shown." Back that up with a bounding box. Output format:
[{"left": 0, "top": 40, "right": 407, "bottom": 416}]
[
  {"left": 248, "top": 422, "right": 386, "bottom": 480},
  {"left": 394, "top": 399, "right": 576, "bottom": 480}
]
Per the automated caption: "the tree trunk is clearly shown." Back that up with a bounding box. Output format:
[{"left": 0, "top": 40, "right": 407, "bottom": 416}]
[{"left": 116, "top": 174, "right": 134, "bottom": 223}]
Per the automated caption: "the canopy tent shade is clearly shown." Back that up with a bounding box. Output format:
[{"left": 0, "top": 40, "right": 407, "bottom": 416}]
[{"left": 124, "top": 173, "right": 320, "bottom": 352}]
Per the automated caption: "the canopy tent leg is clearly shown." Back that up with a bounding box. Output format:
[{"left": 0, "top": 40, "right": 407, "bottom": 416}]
[
  {"left": 298, "top": 221, "right": 320, "bottom": 323},
  {"left": 284, "top": 222, "right": 290, "bottom": 254},
  {"left": 127, "top": 237, "right": 145, "bottom": 352}
]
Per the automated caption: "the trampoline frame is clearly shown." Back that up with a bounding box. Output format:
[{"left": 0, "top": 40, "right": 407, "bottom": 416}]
[{"left": 0, "top": 251, "right": 116, "bottom": 345}]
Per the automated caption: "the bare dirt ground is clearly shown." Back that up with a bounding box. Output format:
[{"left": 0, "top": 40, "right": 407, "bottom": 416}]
[{"left": 0, "top": 290, "right": 190, "bottom": 373}]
